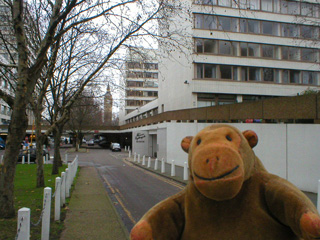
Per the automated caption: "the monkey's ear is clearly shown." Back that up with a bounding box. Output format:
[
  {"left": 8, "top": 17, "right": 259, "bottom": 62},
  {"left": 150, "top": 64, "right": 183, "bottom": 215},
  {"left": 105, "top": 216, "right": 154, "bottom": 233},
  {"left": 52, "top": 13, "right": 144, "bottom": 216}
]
[
  {"left": 181, "top": 136, "right": 193, "bottom": 153},
  {"left": 242, "top": 130, "right": 258, "bottom": 148}
]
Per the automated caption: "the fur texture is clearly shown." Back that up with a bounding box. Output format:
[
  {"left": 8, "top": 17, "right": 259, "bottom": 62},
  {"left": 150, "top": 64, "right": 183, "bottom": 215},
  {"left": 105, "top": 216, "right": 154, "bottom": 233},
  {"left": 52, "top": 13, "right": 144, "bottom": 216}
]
[{"left": 131, "top": 124, "right": 320, "bottom": 240}]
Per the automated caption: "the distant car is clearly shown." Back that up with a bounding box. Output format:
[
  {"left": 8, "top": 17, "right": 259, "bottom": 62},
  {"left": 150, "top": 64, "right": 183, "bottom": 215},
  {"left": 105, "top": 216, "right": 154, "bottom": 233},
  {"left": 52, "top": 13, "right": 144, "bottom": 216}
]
[
  {"left": 87, "top": 139, "right": 94, "bottom": 146},
  {"left": 17, "top": 148, "right": 50, "bottom": 163},
  {"left": 111, "top": 143, "right": 121, "bottom": 152},
  {"left": 98, "top": 140, "right": 110, "bottom": 148}
]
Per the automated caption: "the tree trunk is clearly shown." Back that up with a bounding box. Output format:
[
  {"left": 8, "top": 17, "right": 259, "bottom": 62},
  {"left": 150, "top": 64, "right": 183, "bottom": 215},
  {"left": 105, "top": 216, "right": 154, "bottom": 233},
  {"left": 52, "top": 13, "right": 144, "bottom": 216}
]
[
  {"left": 0, "top": 98, "right": 28, "bottom": 218},
  {"left": 52, "top": 127, "right": 63, "bottom": 175},
  {"left": 35, "top": 134, "right": 45, "bottom": 188}
]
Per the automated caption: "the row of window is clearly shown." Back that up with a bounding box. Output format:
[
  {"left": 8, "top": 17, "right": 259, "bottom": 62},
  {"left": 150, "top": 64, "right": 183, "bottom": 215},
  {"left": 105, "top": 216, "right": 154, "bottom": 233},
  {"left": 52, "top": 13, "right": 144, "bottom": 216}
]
[
  {"left": 126, "top": 80, "right": 159, "bottom": 88},
  {"left": 194, "top": 14, "right": 319, "bottom": 40},
  {"left": 126, "top": 62, "right": 158, "bottom": 70},
  {"left": 195, "top": 38, "right": 319, "bottom": 62},
  {"left": 194, "top": 0, "right": 319, "bottom": 18},
  {"left": 197, "top": 93, "right": 274, "bottom": 107},
  {"left": 127, "top": 71, "right": 158, "bottom": 79},
  {"left": 126, "top": 90, "right": 158, "bottom": 97},
  {"left": 195, "top": 63, "right": 318, "bottom": 85},
  {"left": 126, "top": 100, "right": 152, "bottom": 107}
]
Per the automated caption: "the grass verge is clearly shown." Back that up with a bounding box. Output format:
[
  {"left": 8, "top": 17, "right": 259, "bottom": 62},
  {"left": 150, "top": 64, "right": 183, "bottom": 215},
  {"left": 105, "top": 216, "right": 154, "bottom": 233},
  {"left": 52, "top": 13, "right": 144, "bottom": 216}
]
[{"left": 0, "top": 164, "right": 70, "bottom": 240}]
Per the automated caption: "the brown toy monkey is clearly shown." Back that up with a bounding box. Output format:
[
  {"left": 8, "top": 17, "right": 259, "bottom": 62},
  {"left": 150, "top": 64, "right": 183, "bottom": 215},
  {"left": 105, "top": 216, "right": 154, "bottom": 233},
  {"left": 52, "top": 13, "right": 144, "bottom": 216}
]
[{"left": 131, "top": 124, "right": 320, "bottom": 240}]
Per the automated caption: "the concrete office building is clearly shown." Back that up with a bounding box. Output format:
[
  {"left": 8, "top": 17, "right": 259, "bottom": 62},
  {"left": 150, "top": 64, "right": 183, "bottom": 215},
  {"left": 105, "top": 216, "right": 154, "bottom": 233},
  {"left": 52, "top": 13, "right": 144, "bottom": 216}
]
[
  {"left": 158, "top": 0, "right": 320, "bottom": 113},
  {"left": 120, "top": 47, "right": 159, "bottom": 120},
  {"left": 119, "top": 0, "right": 320, "bottom": 194}
]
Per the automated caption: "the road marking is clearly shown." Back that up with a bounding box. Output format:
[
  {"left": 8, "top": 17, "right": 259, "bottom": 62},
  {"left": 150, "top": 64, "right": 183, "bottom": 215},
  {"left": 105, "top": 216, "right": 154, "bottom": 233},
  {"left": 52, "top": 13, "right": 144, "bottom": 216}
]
[{"left": 102, "top": 175, "right": 136, "bottom": 225}]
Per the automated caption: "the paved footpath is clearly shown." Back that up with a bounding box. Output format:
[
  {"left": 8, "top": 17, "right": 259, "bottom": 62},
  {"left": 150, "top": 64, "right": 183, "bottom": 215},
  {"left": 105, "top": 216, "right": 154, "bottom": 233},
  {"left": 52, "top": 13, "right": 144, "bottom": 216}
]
[{"left": 60, "top": 166, "right": 129, "bottom": 240}]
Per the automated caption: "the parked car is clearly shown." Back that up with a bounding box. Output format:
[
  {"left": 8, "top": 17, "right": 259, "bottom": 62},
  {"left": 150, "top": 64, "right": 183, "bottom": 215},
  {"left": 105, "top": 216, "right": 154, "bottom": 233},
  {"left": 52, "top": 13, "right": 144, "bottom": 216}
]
[
  {"left": 87, "top": 139, "right": 95, "bottom": 146},
  {"left": 17, "top": 148, "right": 50, "bottom": 163},
  {"left": 111, "top": 143, "right": 121, "bottom": 152}
]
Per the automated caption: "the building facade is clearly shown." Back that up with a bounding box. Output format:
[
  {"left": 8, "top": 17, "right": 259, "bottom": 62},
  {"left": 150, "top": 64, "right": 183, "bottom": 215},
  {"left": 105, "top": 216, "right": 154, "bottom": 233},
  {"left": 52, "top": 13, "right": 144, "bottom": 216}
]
[
  {"left": 123, "top": 48, "right": 159, "bottom": 116},
  {"left": 158, "top": 0, "right": 320, "bottom": 113}
]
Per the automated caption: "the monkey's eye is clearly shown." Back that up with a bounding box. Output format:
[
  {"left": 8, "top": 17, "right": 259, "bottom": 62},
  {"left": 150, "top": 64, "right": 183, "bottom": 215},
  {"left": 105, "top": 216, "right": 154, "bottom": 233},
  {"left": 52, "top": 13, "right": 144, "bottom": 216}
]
[
  {"left": 226, "top": 135, "right": 232, "bottom": 141},
  {"left": 197, "top": 139, "right": 201, "bottom": 145}
]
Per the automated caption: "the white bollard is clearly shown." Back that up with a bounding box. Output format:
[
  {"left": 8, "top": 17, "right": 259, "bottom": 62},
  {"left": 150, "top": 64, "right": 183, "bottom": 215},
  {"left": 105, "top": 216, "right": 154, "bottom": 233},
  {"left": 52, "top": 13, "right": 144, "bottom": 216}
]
[
  {"left": 161, "top": 158, "right": 165, "bottom": 173},
  {"left": 142, "top": 156, "right": 146, "bottom": 166},
  {"left": 129, "top": 150, "right": 131, "bottom": 158},
  {"left": 125, "top": 146, "right": 127, "bottom": 151},
  {"left": 55, "top": 177, "right": 61, "bottom": 221},
  {"left": 154, "top": 158, "right": 158, "bottom": 171},
  {"left": 41, "top": 187, "right": 52, "bottom": 240},
  {"left": 147, "top": 157, "right": 151, "bottom": 168},
  {"left": 171, "top": 160, "right": 176, "bottom": 177},
  {"left": 27, "top": 153, "right": 30, "bottom": 164},
  {"left": 46, "top": 154, "right": 49, "bottom": 162},
  {"left": 65, "top": 153, "right": 68, "bottom": 163},
  {"left": 61, "top": 172, "right": 66, "bottom": 206},
  {"left": 138, "top": 154, "right": 140, "bottom": 164},
  {"left": 65, "top": 168, "right": 70, "bottom": 198},
  {"left": 17, "top": 208, "right": 30, "bottom": 240},
  {"left": 1, "top": 155, "right": 3, "bottom": 164},
  {"left": 183, "top": 162, "right": 188, "bottom": 181},
  {"left": 134, "top": 153, "right": 136, "bottom": 162},
  {"left": 317, "top": 179, "right": 320, "bottom": 213},
  {"left": 128, "top": 146, "right": 130, "bottom": 151},
  {"left": 43, "top": 156, "right": 46, "bottom": 164},
  {"left": 22, "top": 156, "right": 25, "bottom": 165}
]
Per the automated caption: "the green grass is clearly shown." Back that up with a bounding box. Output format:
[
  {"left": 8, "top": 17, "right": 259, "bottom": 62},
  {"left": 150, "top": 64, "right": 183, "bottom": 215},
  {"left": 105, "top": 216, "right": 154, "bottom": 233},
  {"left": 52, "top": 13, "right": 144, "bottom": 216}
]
[{"left": 0, "top": 164, "right": 70, "bottom": 240}]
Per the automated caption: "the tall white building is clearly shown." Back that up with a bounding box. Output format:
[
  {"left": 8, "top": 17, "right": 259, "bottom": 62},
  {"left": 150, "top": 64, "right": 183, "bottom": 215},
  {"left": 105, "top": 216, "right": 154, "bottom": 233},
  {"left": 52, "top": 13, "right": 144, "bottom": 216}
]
[
  {"left": 121, "top": 47, "right": 159, "bottom": 116},
  {"left": 158, "top": 0, "right": 320, "bottom": 113}
]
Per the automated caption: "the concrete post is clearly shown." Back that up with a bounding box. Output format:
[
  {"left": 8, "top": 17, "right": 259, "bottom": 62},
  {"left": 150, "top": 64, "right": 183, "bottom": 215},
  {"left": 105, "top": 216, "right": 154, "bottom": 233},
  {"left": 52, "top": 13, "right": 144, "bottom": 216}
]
[
  {"left": 134, "top": 153, "right": 136, "bottom": 162},
  {"left": 129, "top": 150, "right": 131, "bottom": 158},
  {"left": 17, "top": 208, "right": 30, "bottom": 240},
  {"left": 65, "top": 168, "right": 70, "bottom": 198},
  {"left": 138, "top": 154, "right": 140, "bottom": 164},
  {"left": 161, "top": 158, "right": 165, "bottom": 173},
  {"left": 183, "top": 162, "right": 188, "bottom": 181},
  {"left": 61, "top": 172, "right": 66, "bottom": 206},
  {"left": 41, "top": 187, "right": 52, "bottom": 240},
  {"left": 142, "top": 156, "right": 146, "bottom": 166},
  {"left": 147, "top": 157, "right": 151, "bottom": 168},
  {"left": 27, "top": 153, "right": 30, "bottom": 164},
  {"left": 55, "top": 177, "right": 61, "bottom": 221},
  {"left": 22, "top": 156, "right": 25, "bottom": 164},
  {"left": 154, "top": 158, "right": 158, "bottom": 171},
  {"left": 171, "top": 160, "right": 175, "bottom": 177}
]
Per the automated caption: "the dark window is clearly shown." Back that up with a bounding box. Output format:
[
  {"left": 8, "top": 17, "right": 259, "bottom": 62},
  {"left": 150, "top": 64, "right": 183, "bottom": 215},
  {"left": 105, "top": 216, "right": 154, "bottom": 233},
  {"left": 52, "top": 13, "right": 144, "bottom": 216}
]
[
  {"left": 196, "top": 39, "right": 203, "bottom": 53},
  {"left": 290, "top": 70, "right": 300, "bottom": 84},
  {"left": 262, "top": 45, "right": 274, "bottom": 58},
  {"left": 219, "top": 41, "right": 232, "bottom": 55},
  {"left": 263, "top": 68, "right": 274, "bottom": 82},
  {"left": 248, "top": 20, "right": 260, "bottom": 33},
  {"left": 262, "top": 21, "right": 273, "bottom": 35},
  {"left": 204, "top": 64, "right": 217, "bottom": 78},
  {"left": 249, "top": 67, "right": 260, "bottom": 81},
  {"left": 204, "top": 39, "right": 216, "bottom": 53},
  {"left": 220, "top": 65, "right": 232, "bottom": 79}
]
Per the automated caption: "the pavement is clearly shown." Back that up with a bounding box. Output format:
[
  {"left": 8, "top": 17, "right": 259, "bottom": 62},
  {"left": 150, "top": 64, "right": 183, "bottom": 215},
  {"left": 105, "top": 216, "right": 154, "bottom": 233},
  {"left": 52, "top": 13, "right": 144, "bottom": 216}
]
[
  {"left": 60, "top": 152, "right": 318, "bottom": 240},
  {"left": 60, "top": 166, "right": 130, "bottom": 240}
]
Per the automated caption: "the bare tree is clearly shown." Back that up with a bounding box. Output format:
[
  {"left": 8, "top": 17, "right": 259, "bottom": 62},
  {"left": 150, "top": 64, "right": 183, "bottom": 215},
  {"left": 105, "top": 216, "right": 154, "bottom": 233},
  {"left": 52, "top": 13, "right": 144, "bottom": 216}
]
[{"left": 0, "top": 0, "right": 188, "bottom": 218}]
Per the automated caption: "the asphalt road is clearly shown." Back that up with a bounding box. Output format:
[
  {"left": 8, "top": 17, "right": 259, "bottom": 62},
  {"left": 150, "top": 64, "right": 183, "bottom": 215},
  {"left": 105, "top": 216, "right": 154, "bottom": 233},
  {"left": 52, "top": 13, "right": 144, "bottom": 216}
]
[{"left": 73, "top": 147, "right": 184, "bottom": 232}]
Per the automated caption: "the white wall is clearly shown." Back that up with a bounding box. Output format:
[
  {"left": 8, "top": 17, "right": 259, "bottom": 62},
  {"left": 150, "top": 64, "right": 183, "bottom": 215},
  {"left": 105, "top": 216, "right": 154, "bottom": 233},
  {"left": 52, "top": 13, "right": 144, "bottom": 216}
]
[{"left": 132, "top": 123, "right": 320, "bottom": 193}]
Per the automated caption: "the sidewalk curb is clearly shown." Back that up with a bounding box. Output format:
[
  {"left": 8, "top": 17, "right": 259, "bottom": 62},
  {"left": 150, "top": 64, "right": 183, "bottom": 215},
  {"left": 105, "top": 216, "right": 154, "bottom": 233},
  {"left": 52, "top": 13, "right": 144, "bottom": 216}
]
[{"left": 123, "top": 157, "right": 188, "bottom": 186}]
